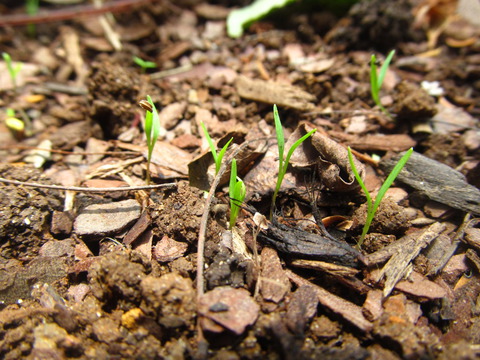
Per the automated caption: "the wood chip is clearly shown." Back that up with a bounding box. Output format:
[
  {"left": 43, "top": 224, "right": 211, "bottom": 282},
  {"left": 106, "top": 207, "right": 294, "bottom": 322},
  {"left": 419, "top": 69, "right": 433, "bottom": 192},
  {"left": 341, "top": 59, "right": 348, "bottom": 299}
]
[
  {"left": 331, "top": 132, "right": 416, "bottom": 152},
  {"left": 260, "top": 247, "right": 290, "bottom": 304},
  {"left": 235, "top": 75, "right": 316, "bottom": 111},
  {"left": 123, "top": 211, "right": 151, "bottom": 246},
  {"left": 381, "top": 152, "right": 480, "bottom": 215},
  {"left": 363, "top": 289, "right": 384, "bottom": 322},
  {"left": 286, "top": 270, "right": 373, "bottom": 333},
  {"left": 290, "top": 259, "right": 359, "bottom": 277},
  {"left": 377, "top": 222, "right": 446, "bottom": 297},
  {"left": 286, "top": 285, "right": 318, "bottom": 335},
  {"left": 395, "top": 271, "right": 447, "bottom": 300}
]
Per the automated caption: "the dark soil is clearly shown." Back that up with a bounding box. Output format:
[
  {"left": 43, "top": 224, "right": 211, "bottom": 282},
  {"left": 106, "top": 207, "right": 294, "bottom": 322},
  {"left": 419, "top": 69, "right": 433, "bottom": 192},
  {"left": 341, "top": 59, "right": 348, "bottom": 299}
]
[{"left": 1, "top": 0, "right": 480, "bottom": 359}]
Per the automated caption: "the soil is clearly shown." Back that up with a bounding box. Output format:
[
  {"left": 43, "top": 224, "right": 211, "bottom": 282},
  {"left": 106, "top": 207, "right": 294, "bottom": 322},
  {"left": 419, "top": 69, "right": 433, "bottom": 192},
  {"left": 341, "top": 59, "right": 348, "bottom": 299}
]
[{"left": 1, "top": 0, "right": 480, "bottom": 359}]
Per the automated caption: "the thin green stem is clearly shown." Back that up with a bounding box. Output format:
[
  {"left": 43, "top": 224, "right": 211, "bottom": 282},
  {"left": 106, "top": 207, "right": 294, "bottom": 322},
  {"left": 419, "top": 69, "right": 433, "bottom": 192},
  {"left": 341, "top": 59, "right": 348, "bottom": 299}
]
[{"left": 348, "top": 146, "right": 413, "bottom": 248}]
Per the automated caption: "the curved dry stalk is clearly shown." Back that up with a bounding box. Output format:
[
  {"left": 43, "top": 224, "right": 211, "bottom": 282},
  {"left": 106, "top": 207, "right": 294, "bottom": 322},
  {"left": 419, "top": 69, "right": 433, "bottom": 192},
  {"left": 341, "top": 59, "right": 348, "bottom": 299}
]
[
  {"left": 0, "top": 177, "right": 176, "bottom": 192},
  {"left": 196, "top": 137, "right": 270, "bottom": 293}
]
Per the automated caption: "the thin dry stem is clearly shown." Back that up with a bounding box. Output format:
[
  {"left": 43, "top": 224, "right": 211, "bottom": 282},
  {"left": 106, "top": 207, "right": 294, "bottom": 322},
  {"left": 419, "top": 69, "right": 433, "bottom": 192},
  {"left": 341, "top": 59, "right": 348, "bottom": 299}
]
[{"left": 0, "top": 177, "right": 176, "bottom": 192}]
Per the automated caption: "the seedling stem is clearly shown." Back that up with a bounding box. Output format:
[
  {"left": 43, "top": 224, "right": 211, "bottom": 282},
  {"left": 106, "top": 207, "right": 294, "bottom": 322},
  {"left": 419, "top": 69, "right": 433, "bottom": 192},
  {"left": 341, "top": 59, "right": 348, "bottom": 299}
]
[
  {"left": 270, "top": 104, "right": 316, "bottom": 220},
  {"left": 348, "top": 146, "right": 413, "bottom": 247}
]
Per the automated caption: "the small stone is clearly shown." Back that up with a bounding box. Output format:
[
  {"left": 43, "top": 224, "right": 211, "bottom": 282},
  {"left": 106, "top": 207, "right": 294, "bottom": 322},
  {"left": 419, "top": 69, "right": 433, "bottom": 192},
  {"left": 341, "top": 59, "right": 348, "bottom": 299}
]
[
  {"left": 74, "top": 199, "right": 141, "bottom": 237},
  {"left": 39, "top": 239, "right": 75, "bottom": 257},
  {"left": 159, "top": 102, "right": 187, "bottom": 130},
  {"left": 51, "top": 211, "right": 74, "bottom": 236},
  {"left": 171, "top": 133, "right": 201, "bottom": 149},
  {"left": 154, "top": 235, "right": 188, "bottom": 262},
  {"left": 92, "top": 317, "right": 122, "bottom": 343},
  {"left": 199, "top": 287, "right": 259, "bottom": 335}
]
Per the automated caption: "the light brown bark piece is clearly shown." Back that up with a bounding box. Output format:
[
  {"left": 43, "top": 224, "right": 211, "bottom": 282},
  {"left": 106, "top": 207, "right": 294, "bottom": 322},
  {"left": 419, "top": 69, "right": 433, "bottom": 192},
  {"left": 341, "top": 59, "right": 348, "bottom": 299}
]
[
  {"left": 235, "top": 75, "right": 316, "bottom": 111},
  {"left": 378, "top": 222, "right": 446, "bottom": 297}
]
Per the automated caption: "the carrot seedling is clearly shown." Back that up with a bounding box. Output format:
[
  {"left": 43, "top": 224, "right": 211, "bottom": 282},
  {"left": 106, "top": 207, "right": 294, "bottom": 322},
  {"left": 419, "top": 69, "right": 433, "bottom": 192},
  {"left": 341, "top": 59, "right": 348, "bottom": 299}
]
[
  {"left": 139, "top": 96, "right": 160, "bottom": 185},
  {"left": 229, "top": 158, "right": 246, "bottom": 229},
  {"left": 2, "top": 52, "right": 22, "bottom": 90},
  {"left": 200, "top": 122, "right": 233, "bottom": 175},
  {"left": 270, "top": 104, "right": 316, "bottom": 219},
  {"left": 347, "top": 146, "right": 413, "bottom": 248},
  {"left": 133, "top": 56, "right": 157, "bottom": 73},
  {"left": 370, "top": 50, "right": 395, "bottom": 115}
]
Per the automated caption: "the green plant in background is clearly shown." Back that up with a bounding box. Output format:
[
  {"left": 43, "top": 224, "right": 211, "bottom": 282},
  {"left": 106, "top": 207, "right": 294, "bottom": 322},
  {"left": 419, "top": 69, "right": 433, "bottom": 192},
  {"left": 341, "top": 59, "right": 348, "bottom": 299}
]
[
  {"left": 271, "top": 104, "right": 316, "bottom": 220},
  {"left": 2, "top": 52, "right": 22, "bottom": 90},
  {"left": 139, "top": 96, "right": 160, "bottom": 185},
  {"left": 26, "top": 0, "right": 40, "bottom": 37},
  {"left": 133, "top": 56, "right": 157, "bottom": 73},
  {"left": 229, "top": 158, "right": 246, "bottom": 229},
  {"left": 370, "top": 49, "right": 395, "bottom": 115},
  {"left": 347, "top": 146, "right": 413, "bottom": 248},
  {"left": 201, "top": 122, "right": 233, "bottom": 175},
  {"left": 227, "top": 0, "right": 295, "bottom": 38},
  {"left": 227, "top": 0, "right": 359, "bottom": 38}
]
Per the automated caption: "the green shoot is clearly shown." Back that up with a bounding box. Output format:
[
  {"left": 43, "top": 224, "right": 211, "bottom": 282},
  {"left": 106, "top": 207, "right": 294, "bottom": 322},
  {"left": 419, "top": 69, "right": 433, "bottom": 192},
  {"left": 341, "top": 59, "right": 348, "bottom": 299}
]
[
  {"left": 2, "top": 52, "right": 22, "bottom": 90},
  {"left": 370, "top": 50, "right": 395, "bottom": 115},
  {"left": 227, "top": 0, "right": 295, "bottom": 38},
  {"left": 348, "top": 146, "right": 413, "bottom": 248},
  {"left": 26, "top": 0, "right": 40, "bottom": 37},
  {"left": 200, "top": 122, "right": 233, "bottom": 175},
  {"left": 139, "top": 96, "right": 160, "bottom": 185},
  {"left": 270, "top": 104, "right": 316, "bottom": 220},
  {"left": 133, "top": 56, "right": 157, "bottom": 73},
  {"left": 229, "top": 158, "right": 246, "bottom": 229}
]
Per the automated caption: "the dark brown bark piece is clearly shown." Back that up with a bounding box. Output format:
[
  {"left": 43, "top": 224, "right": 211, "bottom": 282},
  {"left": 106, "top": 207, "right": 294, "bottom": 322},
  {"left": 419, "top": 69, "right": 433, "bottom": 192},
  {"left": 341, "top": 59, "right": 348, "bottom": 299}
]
[
  {"left": 258, "top": 219, "right": 364, "bottom": 268},
  {"left": 123, "top": 211, "right": 151, "bottom": 246},
  {"left": 286, "top": 270, "right": 373, "bottom": 333},
  {"left": 259, "top": 247, "right": 290, "bottom": 304},
  {"left": 286, "top": 285, "right": 318, "bottom": 335},
  {"left": 380, "top": 151, "right": 480, "bottom": 215}
]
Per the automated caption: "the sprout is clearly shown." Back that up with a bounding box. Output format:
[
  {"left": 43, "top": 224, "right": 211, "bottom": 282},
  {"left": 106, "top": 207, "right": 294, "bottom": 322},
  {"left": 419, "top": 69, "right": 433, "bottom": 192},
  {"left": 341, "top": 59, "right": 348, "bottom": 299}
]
[
  {"left": 2, "top": 52, "right": 22, "bottom": 90},
  {"left": 229, "top": 158, "right": 246, "bottom": 229},
  {"left": 200, "top": 122, "right": 233, "bottom": 175},
  {"left": 271, "top": 104, "right": 316, "bottom": 219},
  {"left": 370, "top": 50, "right": 395, "bottom": 115},
  {"left": 139, "top": 96, "right": 160, "bottom": 185},
  {"left": 133, "top": 56, "right": 157, "bottom": 73},
  {"left": 348, "top": 146, "right": 413, "bottom": 247}
]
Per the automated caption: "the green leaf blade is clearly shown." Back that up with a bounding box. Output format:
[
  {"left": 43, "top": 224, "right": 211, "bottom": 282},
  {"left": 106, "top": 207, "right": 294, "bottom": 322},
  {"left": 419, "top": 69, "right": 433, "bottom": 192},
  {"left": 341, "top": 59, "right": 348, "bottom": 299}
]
[
  {"left": 377, "top": 50, "right": 395, "bottom": 89},
  {"left": 372, "top": 147, "right": 413, "bottom": 214}
]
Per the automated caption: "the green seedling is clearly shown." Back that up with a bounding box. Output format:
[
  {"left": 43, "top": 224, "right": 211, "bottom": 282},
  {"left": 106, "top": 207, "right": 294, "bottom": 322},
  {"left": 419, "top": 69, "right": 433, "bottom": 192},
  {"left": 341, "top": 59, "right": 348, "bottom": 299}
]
[
  {"left": 26, "top": 0, "right": 40, "bottom": 37},
  {"left": 271, "top": 104, "right": 316, "bottom": 220},
  {"left": 229, "top": 158, "right": 246, "bottom": 229},
  {"left": 200, "top": 122, "right": 233, "bottom": 175},
  {"left": 2, "top": 52, "right": 22, "bottom": 90},
  {"left": 139, "top": 96, "right": 160, "bottom": 185},
  {"left": 133, "top": 56, "right": 157, "bottom": 73},
  {"left": 370, "top": 50, "right": 395, "bottom": 115},
  {"left": 347, "top": 146, "right": 413, "bottom": 248}
]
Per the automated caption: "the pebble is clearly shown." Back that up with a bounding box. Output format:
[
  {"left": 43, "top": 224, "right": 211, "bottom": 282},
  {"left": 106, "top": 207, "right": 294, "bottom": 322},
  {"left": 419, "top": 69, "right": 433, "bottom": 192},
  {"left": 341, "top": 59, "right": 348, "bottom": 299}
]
[{"left": 74, "top": 199, "right": 141, "bottom": 237}]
